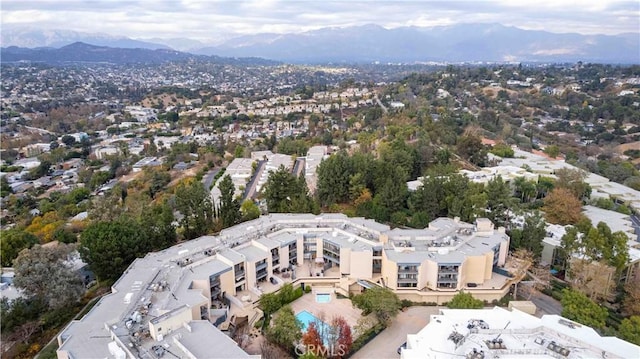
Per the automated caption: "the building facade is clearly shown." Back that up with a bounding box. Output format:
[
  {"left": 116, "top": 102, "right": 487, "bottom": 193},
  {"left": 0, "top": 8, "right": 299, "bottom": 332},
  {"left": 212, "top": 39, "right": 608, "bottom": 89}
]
[{"left": 57, "top": 214, "right": 518, "bottom": 358}]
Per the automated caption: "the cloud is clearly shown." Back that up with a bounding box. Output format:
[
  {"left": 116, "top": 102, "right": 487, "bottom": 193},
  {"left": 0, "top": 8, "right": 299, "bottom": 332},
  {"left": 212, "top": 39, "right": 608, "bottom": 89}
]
[{"left": 1, "top": 0, "right": 638, "bottom": 41}]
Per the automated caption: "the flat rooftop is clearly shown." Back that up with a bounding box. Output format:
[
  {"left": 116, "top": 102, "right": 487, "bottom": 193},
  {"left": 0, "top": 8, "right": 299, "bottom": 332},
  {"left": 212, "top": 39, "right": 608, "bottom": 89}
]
[{"left": 403, "top": 307, "right": 639, "bottom": 359}]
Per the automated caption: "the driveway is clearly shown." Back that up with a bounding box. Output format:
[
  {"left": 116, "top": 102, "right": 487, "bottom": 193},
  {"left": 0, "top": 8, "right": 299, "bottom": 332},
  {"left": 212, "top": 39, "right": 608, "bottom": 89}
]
[{"left": 352, "top": 306, "right": 440, "bottom": 359}]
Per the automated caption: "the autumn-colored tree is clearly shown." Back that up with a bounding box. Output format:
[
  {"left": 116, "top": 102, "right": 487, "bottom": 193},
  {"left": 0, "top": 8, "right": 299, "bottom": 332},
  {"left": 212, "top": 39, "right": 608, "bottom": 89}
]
[
  {"left": 542, "top": 187, "right": 584, "bottom": 225},
  {"left": 622, "top": 282, "right": 640, "bottom": 316},
  {"left": 302, "top": 321, "right": 324, "bottom": 354},
  {"left": 567, "top": 259, "right": 616, "bottom": 303},
  {"left": 331, "top": 316, "right": 353, "bottom": 358}
]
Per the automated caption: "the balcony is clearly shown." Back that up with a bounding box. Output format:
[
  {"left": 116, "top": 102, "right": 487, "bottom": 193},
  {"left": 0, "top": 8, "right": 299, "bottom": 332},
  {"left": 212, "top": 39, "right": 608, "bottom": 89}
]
[
  {"left": 437, "top": 278, "right": 458, "bottom": 283},
  {"left": 235, "top": 270, "right": 246, "bottom": 282},
  {"left": 256, "top": 269, "right": 268, "bottom": 280},
  {"left": 398, "top": 268, "right": 418, "bottom": 274},
  {"left": 211, "top": 287, "right": 221, "bottom": 297},
  {"left": 256, "top": 262, "right": 268, "bottom": 271},
  {"left": 438, "top": 268, "right": 459, "bottom": 274},
  {"left": 397, "top": 277, "right": 418, "bottom": 284}
]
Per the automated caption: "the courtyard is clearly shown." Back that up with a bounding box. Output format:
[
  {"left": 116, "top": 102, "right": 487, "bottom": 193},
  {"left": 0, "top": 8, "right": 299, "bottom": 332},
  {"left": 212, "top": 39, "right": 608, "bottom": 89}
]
[{"left": 289, "top": 290, "right": 363, "bottom": 329}]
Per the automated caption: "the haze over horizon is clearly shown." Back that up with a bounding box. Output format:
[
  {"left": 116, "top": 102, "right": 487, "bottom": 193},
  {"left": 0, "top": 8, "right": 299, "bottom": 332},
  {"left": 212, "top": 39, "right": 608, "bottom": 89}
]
[{"left": 2, "top": 0, "right": 639, "bottom": 44}]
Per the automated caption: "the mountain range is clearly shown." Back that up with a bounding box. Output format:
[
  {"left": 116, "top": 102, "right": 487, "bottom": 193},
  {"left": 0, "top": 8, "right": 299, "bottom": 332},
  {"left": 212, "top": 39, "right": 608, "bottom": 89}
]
[
  {"left": 2, "top": 24, "right": 638, "bottom": 64},
  {"left": 0, "top": 42, "right": 278, "bottom": 66}
]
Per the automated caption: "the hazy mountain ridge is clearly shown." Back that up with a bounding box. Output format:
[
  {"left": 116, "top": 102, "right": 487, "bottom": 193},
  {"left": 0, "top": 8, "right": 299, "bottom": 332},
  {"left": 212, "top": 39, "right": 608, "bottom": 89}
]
[
  {"left": 196, "top": 23, "right": 639, "bottom": 63},
  {"left": 0, "top": 42, "right": 279, "bottom": 66},
  {"left": 1, "top": 27, "right": 171, "bottom": 50},
  {"left": 2, "top": 24, "right": 638, "bottom": 64}
]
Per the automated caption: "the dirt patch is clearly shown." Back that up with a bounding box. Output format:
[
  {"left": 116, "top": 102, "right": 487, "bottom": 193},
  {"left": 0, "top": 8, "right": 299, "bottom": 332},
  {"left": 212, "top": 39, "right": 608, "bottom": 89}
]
[
  {"left": 615, "top": 141, "right": 640, "bottom": 154},
  {"left": 142, "top": 93, "right": 187, "bottom": 108}
]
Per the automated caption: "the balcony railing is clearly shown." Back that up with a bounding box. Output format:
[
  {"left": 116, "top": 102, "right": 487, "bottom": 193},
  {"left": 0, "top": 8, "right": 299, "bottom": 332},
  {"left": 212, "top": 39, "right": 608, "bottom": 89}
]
[
  {"left": 256, "top": 269, "right": 268, "bottom": 280},
  {"left": 398, "top": 268, "right": 418, "bottom": 274},
  {"left": 438, "top": 268, "right": 459, "bottom": 274},
  {"left": 397, "top": 277, "right": 418, "bottom": 283},
  {"left": 256, "top": 262, "right": 268, "bottom": 271}
]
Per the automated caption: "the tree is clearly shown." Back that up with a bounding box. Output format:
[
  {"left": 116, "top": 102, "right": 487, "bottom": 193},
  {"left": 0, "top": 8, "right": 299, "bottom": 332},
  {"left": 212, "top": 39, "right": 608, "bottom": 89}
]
[
  {"left": 447, "top": 291, "right": 484, "bottom": 309},
  {"left": 560, "top": 288, "right": 608, "bottom": 329},
  {"left": 302, "top": 322, "right": 324, "bottom": 354},
  {"left": 260, "top": 292, "right": 282, "bottom": 316},
  {"left": 485, "top": 176, "right": 514, "bottom": 228},
  {"left": 567, "top": 259, "right": 616, "bottom": 303},
  {"left": 1, "top": 175, "right": 12, "bottom": 197},
  {"left": 263, "top": 166, "right": 316, "bottom": 213},
  {"left": 352, "top": 286, "right": 401, "bottom": 324},
  {"left": 456, "top": 135, "right": 488, "bottom": 167},
  {"left": 267, "top": 305, "right": 302, "bottom": 351},
  {"left": 61, "top": 135, "right": 76, "bottom": 147},
  {"left": 622, "top": 283, "right": 640, "bottom": 316},
  {"left": 542, "top": 187, "right": 584, "bottom": 225},
  {"left": 316, "top": 152, "right": 352, "bottom": 206},
  {"left": 13, "top": 244, "right": 84, "bottom": 309},
  {"left": 618, "top": 316, "right": 640, "bottom": 345},
  {"left": 175, "top": 179, "right": 214, "bottom": 240},
  {"left": 80, "top": 219, "right": 151, "bottom": 281},
  {"left": 554, "top": 168, "right": 591, "bottom": 200},
  {"left": 543, "top": 144, "right": 560, "bottom": 159},
  {"left": 218, "top": 175, "right": 240, "bottom": 228},
  {"left": 331, "top": 316, "right": 353, "bottom": 357},
  {"left": 241, "top": 199, "right": 261, "bottom": 221},
  {"left": 139, "top": 201, "right": 177, "bottom": 250},
  {"left": 1, "top": 229, "right": 39, "bottom": 267},
  {"left": 508, "top": 212, "right": 546, "bottom": 259}
]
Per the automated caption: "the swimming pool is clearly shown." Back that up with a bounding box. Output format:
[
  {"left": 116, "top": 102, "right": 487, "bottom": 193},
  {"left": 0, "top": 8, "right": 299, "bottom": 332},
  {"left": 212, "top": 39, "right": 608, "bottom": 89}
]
[
  {"left": 316, "top": 293, "right": 331, "bottom": 303},
  {"left": 296, "top": 310, "right": 331, "bottom": 334}
]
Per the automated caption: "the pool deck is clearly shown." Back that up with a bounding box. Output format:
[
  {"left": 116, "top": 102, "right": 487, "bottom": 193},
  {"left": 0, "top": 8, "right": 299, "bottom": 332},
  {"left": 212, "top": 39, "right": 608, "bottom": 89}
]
[{"left": 290, "top": 292, "right": 363, "bottom": 330}]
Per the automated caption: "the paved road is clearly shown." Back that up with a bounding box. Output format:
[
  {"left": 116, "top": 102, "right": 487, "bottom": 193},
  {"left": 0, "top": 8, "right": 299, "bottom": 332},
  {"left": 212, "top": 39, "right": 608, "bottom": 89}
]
[
  {"left": 528, "top": 289, "right": 563, "bottom": 316},
  {"left": 374, "top": 93, "right": 388, "bottom": 114},
  {"left": 243, "top": 160, "right": 265, "bottom": 200},
  {"left": 293, "top": 157, "right": 305, "bottom": 177},
  {"left": 352, "top": 306, "right": 440, "bottom": 359},
  {"left": 201, "top": 168, "right": 221, "bottom": 191}
]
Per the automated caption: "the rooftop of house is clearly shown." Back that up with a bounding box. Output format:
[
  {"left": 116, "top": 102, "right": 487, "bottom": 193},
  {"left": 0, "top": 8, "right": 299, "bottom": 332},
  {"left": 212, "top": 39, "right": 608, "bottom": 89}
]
[{"left": 402, "top": 307, "right": 639, "bottom": 359}]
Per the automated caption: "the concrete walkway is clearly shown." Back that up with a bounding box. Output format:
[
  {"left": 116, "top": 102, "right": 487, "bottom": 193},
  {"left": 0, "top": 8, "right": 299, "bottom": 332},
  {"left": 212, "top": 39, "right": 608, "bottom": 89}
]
[{"left": 352, "top": 306, "right": 441, "bottom": 359}]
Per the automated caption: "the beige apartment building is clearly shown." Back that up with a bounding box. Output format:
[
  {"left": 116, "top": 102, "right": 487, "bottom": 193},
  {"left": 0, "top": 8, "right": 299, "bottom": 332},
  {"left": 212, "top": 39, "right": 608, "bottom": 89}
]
[{"left": 56, "top": 214, "right": 519, "bottom": 359}]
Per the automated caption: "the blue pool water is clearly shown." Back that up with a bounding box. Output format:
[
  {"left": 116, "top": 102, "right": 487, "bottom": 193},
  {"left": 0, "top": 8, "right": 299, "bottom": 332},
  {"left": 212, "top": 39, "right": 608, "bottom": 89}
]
[
  {"left": 316, "top": 293, "right": 331, "bottom": 303},
  {"left": 296, "top": 310, "right": 329, "bottom": 332}
]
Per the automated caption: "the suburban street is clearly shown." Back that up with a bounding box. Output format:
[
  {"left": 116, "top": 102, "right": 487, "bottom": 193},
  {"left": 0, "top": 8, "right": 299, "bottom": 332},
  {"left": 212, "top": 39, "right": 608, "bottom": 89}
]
[{"left": 201, "top": 168, "right": 221, "bottom": 190}]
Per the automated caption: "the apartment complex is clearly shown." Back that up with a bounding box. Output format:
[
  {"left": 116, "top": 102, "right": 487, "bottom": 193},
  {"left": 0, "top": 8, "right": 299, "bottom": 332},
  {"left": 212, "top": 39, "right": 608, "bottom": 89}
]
[{"left": 57, "top": 214, "right": 517, "bottom": 358}]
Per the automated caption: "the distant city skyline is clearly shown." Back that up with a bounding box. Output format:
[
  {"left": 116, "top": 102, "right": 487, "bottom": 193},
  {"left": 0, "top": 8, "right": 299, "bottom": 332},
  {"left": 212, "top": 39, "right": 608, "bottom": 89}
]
[{"left": 2, "top": 0, "right": 639, "bottom": 42}]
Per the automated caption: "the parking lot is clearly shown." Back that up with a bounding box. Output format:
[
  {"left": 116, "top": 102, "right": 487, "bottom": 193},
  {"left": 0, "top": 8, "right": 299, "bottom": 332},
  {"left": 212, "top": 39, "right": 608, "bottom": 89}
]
[{"left": 352, "top": 306, "right": 441, "bottom": 359}]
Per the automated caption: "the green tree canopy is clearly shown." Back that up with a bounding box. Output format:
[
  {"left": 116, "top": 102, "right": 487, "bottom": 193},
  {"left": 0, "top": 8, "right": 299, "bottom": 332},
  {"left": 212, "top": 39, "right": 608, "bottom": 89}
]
[
  {"left": 560, "top": 288, "right": 608, "bottom": 329},
  {"left": 175, "top": 180, "right": 214, "bottom": 240},
  {"left": 447, "top": 291, "right": 484, "bottom": 309},
  {"left": 240, "top": 199, "right": 261, "bottom": 221},
  {"left": 618, "top": 316, "right": 640, "bottom": 345},
  {"left": 509, "top": 212, "right": 546, "bottom": 259},
  {"left": 0, "top": 229, "right": 39, "bottom": 267},
  {"left": 456, "top": 135, "right": 488, "bottom": 167},
  {"left": 13, "top": 243, "right": 84, "bottom": 309},
  {"left": 80, "top": 219, "right": 151, "bottom": 281},
  {"left": 352, "top": 286, "right": 401, "bottom": 324},
  {"left": 263, "top": 166, "right": 316, "bottom": 213},
  {"left": 267, "top": 305, "right": 303, "bottom": 351},
  {"left": 218, "top": 174, "right": 241, "bottom": 228}
]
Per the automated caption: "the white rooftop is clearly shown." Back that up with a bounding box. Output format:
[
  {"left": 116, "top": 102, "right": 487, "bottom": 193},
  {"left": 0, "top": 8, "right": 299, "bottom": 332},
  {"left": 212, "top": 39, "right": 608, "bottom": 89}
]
[{"left": 402, "top": 307, "right": 639, "bottom": 359}]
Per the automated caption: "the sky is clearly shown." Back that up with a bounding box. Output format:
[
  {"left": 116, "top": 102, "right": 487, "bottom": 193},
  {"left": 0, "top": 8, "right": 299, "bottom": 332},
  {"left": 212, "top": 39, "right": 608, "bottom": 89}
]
[{"left": 2, "top": 0, "right": 639, "bottom": 42}]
